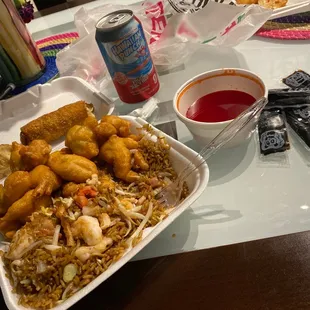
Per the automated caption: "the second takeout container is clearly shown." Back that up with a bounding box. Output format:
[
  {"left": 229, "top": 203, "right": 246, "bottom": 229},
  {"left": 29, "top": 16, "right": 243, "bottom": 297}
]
[
  {"left": 0, "top": 77, "right": 209, "bottom": 310},
  {"left": 0, "top": 76, "right": 114, "bottom": 145},
  {"left": 268, "top": 0, "right": 310, "bottom": 19}
]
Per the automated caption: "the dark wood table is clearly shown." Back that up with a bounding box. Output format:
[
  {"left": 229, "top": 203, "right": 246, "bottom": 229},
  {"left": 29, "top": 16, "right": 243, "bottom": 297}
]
[{"left": 2, "top": 230, "right": 310, "bottom": 309}]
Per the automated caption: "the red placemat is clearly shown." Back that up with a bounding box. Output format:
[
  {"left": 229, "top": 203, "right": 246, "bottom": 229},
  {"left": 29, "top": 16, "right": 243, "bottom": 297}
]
[{"left": 256, "top": 12, "right": 310, "bottom": 40}]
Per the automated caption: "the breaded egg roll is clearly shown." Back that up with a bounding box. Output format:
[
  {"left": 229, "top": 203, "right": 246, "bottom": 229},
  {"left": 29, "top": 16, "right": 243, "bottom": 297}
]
[{"left": 20, "top": 101, "right": 92, "bottom": 144}]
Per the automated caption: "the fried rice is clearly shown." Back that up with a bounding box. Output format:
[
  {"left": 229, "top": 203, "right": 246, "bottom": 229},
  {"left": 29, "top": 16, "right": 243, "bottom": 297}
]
[{"left": 1, "top": 127, "right": 189, "bottom": 309}]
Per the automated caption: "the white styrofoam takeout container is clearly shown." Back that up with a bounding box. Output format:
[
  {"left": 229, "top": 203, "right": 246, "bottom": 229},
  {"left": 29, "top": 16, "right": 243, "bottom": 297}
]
[
  {"left": 233, "top": 0, "right": 310, "bottom": 20},
  {"left": 0, "top": 76, "right": 114, "bottom": 145},
  {"left": 269, "top": 0, "right": 310, "bottom": 19},
  {"left": 0, "top": 77, "right": 209, "bottom": 310}
]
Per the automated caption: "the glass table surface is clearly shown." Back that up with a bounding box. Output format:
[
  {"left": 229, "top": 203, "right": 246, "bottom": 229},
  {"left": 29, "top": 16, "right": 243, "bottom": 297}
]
[{"left": 28, "top": 3, "right": 310, "bottom": 260}]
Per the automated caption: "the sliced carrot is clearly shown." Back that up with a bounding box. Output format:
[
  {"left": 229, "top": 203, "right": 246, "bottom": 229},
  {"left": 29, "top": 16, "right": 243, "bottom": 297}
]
[
  {"left": 77, "top": 186, "right": 97, "bottom": 198},
  {"left": 75, "top": 195, "right": 89, "bottom": 208}
]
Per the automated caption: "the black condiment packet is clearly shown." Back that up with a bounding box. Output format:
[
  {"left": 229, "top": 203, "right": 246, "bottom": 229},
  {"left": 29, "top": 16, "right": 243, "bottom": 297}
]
[
  {"left": 258, "top": 109, "right": 290, "bottom": 155},
  {"left": 269, "top": 88, "right": 310, "bottom": 97},
  {"left": 266, "top": 88, "right": 310, "bottom": 109},
  {"left": 155, "top": 121, "right": 178, "bottom": 140},
  {"left": 285, "top": 106, "right": 310, "bottom": 148},
  {"left": 282, "top": 70, "right": 310, "bottom": 89},
  {"left": 267, "top": 95, "right": 310, "bottom": 109},
  {"left": 266, "top": 88, "right": 310, "bottom": 110}
]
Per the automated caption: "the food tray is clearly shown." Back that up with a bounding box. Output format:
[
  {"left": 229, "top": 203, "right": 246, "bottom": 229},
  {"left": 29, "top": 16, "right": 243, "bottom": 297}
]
[{"left": 0, "top": 78, "right": 209, "bottom": 310}]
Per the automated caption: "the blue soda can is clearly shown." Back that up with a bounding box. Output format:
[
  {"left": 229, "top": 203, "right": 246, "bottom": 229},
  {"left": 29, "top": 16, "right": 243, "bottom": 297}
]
[{"left": 95, "top": 9, "right": 160, "bottom": 104}]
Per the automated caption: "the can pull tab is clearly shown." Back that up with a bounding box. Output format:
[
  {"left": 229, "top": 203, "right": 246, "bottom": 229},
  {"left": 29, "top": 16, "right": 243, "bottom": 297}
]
[{"left": 109, "top": 14, "right": 126, "bottom": 24}]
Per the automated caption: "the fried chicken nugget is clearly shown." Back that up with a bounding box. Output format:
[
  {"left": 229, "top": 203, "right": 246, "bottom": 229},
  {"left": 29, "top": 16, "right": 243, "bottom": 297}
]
[
  {"left": 3, "top": 171, "right": 32, "bottom": 210},
  {"left": 100, "top": 115, "right": 131, "bottom": 137},
  {"left": 1, "top": 166, "right": 61, "bottom": 213},
  {"left": 94, "top": 122, "right": 117, "bottom": 145},
  {"left": 99, "top": 135, "right": 143, "bottom": 182},
  {"left": 47, "top": 151, "right": 98, "bottom": 183},
  {"left": 0, "top": 190, "right": 52, "bottom": 235},
  {"left": 82, "top": 115, "right": 99, "bottom": 131},
  {"left": 10, "top": 140, "right": 51, "bottom": 172},
  {"left": 29, "top": 165, "right": 62, "bottom": 197},
  {"left": 65, "top": 125, "right": 99, "bottom": 159},
  {"left": 20, "top": 101, "right": 91, "bottom": 144}
]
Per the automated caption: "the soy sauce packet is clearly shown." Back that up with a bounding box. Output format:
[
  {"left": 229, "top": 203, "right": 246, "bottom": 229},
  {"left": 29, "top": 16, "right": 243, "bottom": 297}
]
[
  {"left": 258, "top": 109, "right": 290, "bottom": 156},
  {"left": 285, "top": 106, "right": 310, "bottom": 148},
  {"left": 266, "top": 88, "right": 310, "bottom": 110},
  {"left": 282, "top": 70, "right": 310, "bottom": 89},
  {"left": 266, "top": 86, "right": 310, "bottom": 152},
  {"left": 283, "top": 105, "right": 310, "bottom": 166},
  {"left": 256, "top": 70, "right": 310, "bottom": 166}
]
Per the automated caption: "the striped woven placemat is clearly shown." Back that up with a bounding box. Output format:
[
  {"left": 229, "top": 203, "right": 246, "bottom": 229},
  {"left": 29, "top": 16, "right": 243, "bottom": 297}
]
[
  {"left": 13, "top": 32, "right": 79, "bottom": 95},
  {"left": 256, "top": 11, "right": 310, "bottom": 40}
]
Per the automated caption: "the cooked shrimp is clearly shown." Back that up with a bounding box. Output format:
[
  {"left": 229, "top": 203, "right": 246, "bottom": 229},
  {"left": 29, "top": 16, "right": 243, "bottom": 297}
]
[
  {"left": 71, "top": 215, "right": 103, "bottom": 246},
  {"left": 74, "top": 237, "right": 113, "bottom": 262},
  {"left": 74, "top": 186, "right": 97, "bottom": 208}
]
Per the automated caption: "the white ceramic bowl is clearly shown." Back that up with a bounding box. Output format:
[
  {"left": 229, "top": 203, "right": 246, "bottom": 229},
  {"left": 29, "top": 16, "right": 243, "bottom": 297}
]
[{"left": 173, "top": 68, "right": 268, "bottom": 148}]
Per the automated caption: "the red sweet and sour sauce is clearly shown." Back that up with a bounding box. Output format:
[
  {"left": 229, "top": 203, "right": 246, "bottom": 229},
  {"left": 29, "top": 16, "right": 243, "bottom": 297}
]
[{"left": 186, "top": 90, "right": 256, "bottom": 123}]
